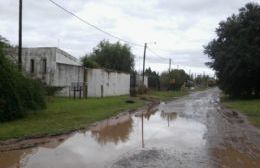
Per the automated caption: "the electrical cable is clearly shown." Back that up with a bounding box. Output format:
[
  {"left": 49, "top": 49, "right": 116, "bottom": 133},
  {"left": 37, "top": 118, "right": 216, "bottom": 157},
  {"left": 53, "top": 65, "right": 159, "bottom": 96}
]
[{"left": 48, "top": 0, "right": 144, "bottom": 47}]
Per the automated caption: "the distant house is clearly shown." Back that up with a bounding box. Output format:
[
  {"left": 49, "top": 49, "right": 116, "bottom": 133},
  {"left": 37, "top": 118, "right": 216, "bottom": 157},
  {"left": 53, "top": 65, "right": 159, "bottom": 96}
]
[{"left": 7, "top": 47, "right": 130, "bottom": 97}]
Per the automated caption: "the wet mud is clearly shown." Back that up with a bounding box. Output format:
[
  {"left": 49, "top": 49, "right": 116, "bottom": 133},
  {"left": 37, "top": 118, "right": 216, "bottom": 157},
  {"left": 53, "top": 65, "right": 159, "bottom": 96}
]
[{"left": 0, "top": 88, "right": 259, "bottom": 168}]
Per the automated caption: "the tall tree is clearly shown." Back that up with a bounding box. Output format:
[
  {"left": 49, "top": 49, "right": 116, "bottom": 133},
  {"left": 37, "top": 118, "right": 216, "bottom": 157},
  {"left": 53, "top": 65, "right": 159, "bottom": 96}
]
[
  {"left": 145, "top": 67, "right": 160, "bottom": 90},
  {"left": 204, "top": 3, "right": 260, "bottom": 98},
  {"left": 82, "top": 40, "right": 135, "bottom": 73}
]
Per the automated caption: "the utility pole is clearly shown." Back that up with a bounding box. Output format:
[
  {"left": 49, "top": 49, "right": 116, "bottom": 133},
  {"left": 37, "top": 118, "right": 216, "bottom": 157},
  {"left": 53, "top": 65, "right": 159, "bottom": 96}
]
[
  {"left": 18, "top": 0, "right": 23, "bottom": 71},
  {"left": 142, "top": 43, "right": 147, "bottom": 85},
  {"left": 168, "top": 58, "right": 171, "bottom": 72}
]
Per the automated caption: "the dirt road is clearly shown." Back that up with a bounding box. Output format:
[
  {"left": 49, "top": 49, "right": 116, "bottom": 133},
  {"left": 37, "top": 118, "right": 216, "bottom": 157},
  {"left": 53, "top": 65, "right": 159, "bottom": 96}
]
[{"left": 0, "top": 88, "right": 259, "bottom": 168}]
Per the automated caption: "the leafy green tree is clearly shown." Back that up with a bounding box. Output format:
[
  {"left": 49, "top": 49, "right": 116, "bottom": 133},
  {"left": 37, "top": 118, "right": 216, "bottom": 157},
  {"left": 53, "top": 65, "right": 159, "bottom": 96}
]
[
  {"left": 0, "top": 36, "right": 46, "bottom": 122},
  {"left": 81, "top": 54, "right": 99, "bottom": 68},
  {"left": 204, "top": 3, "right": 260, "bottom": 98},
  {"left": 194, "top": 75, "right": 209, "bottom": 87},
  {"left": 160, "top": 69, "right": 189, "bottom": 90},
  {"left": 145, "top": 67, "right": 160, "bottom": 90},
  {"left": 82, "top": 40, "right": 135, "bottom": 73}
]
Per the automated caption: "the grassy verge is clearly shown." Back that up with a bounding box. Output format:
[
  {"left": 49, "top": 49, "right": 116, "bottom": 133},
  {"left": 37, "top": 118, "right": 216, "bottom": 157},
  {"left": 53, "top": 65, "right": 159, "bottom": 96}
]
[
  {"left": 0, "top": 96, "right": 144, "bottom": 140},
  {"left": 139, "top": 90, "right": 188, "bottom": 101},
  {"left": 223, "top": 99, "right": 260, "bottom": 127}
]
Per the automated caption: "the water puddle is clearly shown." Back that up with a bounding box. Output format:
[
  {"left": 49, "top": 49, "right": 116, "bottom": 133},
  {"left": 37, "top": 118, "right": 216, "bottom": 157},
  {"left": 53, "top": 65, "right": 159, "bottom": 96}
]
[{"left": 0, "top": 92, "right": 212, "bottom": 168}]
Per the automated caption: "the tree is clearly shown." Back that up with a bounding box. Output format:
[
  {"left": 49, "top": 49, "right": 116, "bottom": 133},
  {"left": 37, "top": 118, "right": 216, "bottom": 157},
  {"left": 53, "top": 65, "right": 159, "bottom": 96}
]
[
  {"left": 0, "top": 36, "right": 46, "bottom": 122},
  {"left": 194, "top": 75, "right": 209, "bottom": 87},
  {"left": 204, "top": 3, "right": 260, "bottom": 98},
  {"left": 82, "top": 40, "right": 135, "bottom": 73},
  {"left": 145, "top": 67, "right": 160, "bottom": 90},
  {"left": 81, "top": 54, "right": 99, "bottom": 68},
  {"left": 160, "top": 69, "right": 189, "bottom": 90}
]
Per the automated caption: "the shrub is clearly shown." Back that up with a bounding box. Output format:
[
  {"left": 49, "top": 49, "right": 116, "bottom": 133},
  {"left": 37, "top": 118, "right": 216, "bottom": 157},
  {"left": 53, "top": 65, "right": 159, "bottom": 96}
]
[
  {"left": 44, "top": 86, "right": 63, "bottom": 96},
  {"left": 137, "top": 85, "right": 148, "bottom": 94},
  {"left": 0, "top": 43, "right": 46, "bottom": 122}
]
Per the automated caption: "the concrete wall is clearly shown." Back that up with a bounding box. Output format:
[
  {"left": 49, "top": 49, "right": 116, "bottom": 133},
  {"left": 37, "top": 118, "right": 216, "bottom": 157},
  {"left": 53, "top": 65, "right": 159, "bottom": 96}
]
[
  {"left": 87, "top": 69, "right": 130, "bottom": 97},
  {"left": 6, "top": 47, "right": 131, "bottom": 97},
  {"left": 54, "top": 63, "right": 84, "bottom": 96},
  {"left": 21, "top": 48, "right": 57, "bottom": 85},
  {"left": 21, "top": 47, "right": 83, "bottom": 88},
  {"left": 55, "top": 48, "right": 81, "bottom": 66}
]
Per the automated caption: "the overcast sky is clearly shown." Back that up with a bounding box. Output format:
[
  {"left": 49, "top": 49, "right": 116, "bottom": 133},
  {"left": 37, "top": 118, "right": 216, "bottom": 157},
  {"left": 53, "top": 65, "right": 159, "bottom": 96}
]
[{"left": 0, "top": 0, "right": 254, "bottom": 76}]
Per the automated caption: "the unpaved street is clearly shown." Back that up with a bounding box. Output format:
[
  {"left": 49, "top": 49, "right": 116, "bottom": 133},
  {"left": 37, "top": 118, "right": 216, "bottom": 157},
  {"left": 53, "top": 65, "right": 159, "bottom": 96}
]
[{"left": 0, "top": 88, "right": 259, "bottom": 168}]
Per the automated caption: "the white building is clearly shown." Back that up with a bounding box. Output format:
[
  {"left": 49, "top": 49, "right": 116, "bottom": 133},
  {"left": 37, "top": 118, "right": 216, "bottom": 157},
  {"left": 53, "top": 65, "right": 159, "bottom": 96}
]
[{"left": 7, "top": 47, "right": 130, "bottom": 97}]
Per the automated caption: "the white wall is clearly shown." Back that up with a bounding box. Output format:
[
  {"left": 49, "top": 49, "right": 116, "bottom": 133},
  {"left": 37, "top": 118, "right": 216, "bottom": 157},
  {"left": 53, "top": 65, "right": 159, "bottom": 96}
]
[
  {"left": 8, "top": 48, "right": 130, "bottom": 98},
  {"left": 21, "top": 48, "right": 56, "bottom": 85},
  {"left": 54, "top": 63, "right": 85, "bottom": 97},
  {"left": 87, "top": 69, "right": 130, "bottom": 97},
  {"left": 55, "top": 48, "right": 81, "bottom": 66}
]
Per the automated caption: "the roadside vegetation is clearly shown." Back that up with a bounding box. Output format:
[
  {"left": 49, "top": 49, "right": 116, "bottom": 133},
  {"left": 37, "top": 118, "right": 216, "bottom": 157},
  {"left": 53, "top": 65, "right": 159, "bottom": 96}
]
[
  {"left": 204, "top": 3, "right": 260, "bottom": 128},
  {"left": 223, "top": 99, "right": 260, "bottom": 127},
  {"left": 0, "top": 36, "right": 46, "bottom": 122},
  {"left": 146, "top": 90, "right": 188, "bottom": 101},
  {"left": 204, "top": 3, "right": 260, "bottom": 98},
  {"left": 0, "top": 96, "right": 144, "bottom": 140},
  {"left": 81, "top": 40, "right": 134, "bottom": 73}
]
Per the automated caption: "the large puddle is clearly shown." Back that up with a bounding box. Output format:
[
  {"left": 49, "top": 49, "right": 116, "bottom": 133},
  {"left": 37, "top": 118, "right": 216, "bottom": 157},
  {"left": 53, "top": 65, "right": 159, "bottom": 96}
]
[{"left": 0, "top": 91, "right": 216, "bottom": 168}]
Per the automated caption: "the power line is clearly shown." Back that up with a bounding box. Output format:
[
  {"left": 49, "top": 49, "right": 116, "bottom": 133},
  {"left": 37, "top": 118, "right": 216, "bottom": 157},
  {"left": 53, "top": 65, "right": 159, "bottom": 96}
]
[
  {"left": 147, "top": 47, "right": 169, "bottom": 60},
  {"left": 48, "top": 0, "right": 143, "bottom": 47}
]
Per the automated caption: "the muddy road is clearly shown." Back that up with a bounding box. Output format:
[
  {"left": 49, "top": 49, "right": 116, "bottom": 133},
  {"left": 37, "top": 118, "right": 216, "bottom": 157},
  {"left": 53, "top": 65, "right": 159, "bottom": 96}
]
[{"left": 0, "top": 88, "right": 259, "bottom": 168}]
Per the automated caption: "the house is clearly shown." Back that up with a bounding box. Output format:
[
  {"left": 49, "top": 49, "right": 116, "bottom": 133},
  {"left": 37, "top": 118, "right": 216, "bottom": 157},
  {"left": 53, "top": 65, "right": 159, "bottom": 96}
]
[{"left": 7, "top": 47, "right": 130, "bottom": 97}]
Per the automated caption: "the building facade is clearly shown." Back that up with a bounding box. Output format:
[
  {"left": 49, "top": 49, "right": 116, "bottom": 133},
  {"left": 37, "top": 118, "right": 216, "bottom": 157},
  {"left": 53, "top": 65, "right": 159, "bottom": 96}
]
[{"left": 7, "top": 47, "right": 130, "bottom": 97}]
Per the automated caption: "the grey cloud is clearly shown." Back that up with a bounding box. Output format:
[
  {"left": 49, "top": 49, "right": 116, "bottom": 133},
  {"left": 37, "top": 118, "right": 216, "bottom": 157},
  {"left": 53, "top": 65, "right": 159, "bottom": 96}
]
[
  {"left": 157, "top": 0, "right": 249, "bottom": 16},
  {"left": 1, "top": 0, "right": 250, "bottom": 74}
]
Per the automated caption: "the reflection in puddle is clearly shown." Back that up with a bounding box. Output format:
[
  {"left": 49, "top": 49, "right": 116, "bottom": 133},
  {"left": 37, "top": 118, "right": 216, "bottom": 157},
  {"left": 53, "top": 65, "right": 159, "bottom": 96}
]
[
  {"left": 0, "top": 96, "right": 209, "bottom": 168},
  {"left": 91, "top": 114, "right": 133, "bottom": 145}
]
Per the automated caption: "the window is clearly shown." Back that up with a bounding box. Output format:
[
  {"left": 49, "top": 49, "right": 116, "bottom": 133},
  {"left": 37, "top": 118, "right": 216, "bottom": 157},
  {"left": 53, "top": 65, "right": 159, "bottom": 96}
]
[
  {"left": 30, "top": 59, "right": 35, "bottom": 73},
  {"left": 43, "top": 59, "right": 47, "bottom": 74}
]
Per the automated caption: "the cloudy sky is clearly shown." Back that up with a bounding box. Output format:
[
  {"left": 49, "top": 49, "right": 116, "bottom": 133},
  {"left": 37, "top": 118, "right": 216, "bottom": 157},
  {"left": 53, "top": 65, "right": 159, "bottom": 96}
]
[{"left": 0, "top": 0, "right": 254, "bottom": 76}]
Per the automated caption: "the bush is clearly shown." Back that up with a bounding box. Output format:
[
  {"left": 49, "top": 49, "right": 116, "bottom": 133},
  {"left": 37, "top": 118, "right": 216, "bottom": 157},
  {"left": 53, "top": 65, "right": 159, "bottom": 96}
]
[
  {"left": 81, "top": 56, "right": 99, "bottom": 68},
  {"left": 160, "top": 69, "right": 189, "bottom": 91},
  {"left": 137, "top": 85, "right": 148, "bottom": 94},
  {"left": 44, "top": 86, "right": 63, "bottom": 96},
  {"left": 0, "top": 43, "right": 46, "bottom": 122}
]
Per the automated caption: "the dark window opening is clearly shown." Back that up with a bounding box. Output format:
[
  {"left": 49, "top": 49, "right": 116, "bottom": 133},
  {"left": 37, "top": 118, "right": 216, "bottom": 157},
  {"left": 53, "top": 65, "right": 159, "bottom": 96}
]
[
  {"left": 30, "top": 59, "right": 35, "bottom": 73},
  {"left": 43, "top": 59, "right": 47, "bottom": 74}
]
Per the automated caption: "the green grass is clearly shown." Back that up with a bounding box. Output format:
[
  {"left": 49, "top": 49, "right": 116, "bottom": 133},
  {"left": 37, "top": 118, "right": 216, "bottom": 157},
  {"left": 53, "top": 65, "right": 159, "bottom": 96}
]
[
  {"left": 0, "top": 96, "right": 144, "bottom": 140},
  {"left": 145, "top": 90, "right": 188, "bottom": 101},
  {"left": 223, "top": 99, "right": 260, "bottom": 127}
]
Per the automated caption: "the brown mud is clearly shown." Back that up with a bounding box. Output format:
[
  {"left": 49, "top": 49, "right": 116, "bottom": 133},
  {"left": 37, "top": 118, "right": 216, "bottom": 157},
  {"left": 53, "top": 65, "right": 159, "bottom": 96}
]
[
  {"left": 0, "top": 88, "right": 260, "bottom": 168},
  {"left": 208, "top": 104, "right": 260, "bottom": 168},
  {"left": 0, "top": 102, "right": 159, "bottom": 152}
]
